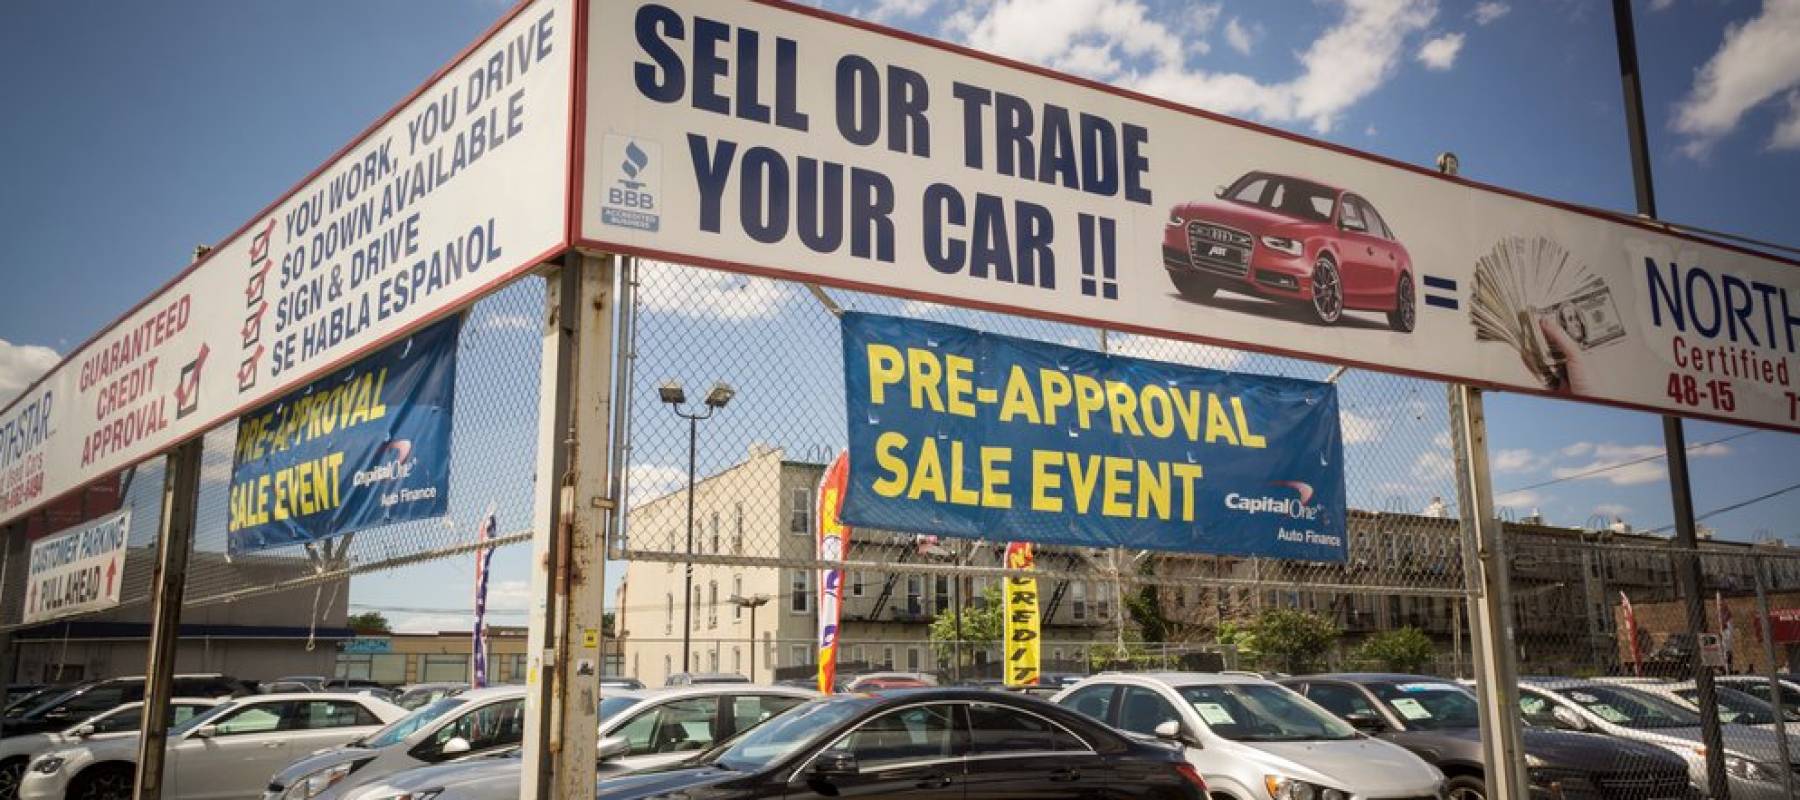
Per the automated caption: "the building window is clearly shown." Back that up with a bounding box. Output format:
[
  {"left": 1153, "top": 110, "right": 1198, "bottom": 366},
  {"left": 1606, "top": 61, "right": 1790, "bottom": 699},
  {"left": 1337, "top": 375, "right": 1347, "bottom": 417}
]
[
  {"left": 663, "top": 655, "right": 671, "bottom": 679},
  {"left": 422, "top": 654, "right": 469, "bottom": 683},
  {"left": 694, "top": 586, "right": 703, "bottom": 630},
  {"left": 733, "top": 576, "right": 744, "bottom": 620},
  {"left": 791, "top": 645, "right": 808, "bottom": 666},
  {"left": 1072, "top": 582, "right": 1088, "bottom": 620},
  {"left": 733, "top": 502, "right": 744, "bottom": 554},
  {"left": 1096, "top": 583, "right": 1112, "bottom": 620},
  {"left": 709, "top": 581, "right": 719, "bottom": 628},
  {"left": 665, "top": 593, "right": 674, "bottom": 635},
  {"left": 732, "top": 647, "right": 742, "bottom": 674},
  {"left": 708, "top": 650, "right": 719, "bottom": 672},
  {"left": 906, "top": 648, "right": 920, "bottom": 671},
  {"left": 882, "top": 646, "right": 895, "bottom": 669},
  {"left": 791, "top": 571, "right": 810, "bottom": 613},
  {"left": 934, "top": 575, "right": 951, "bottom": 614},
  {"left": 851, "top": 571, "right": 864, "bottom": 597},
  {"left": 710, "top": 511, "right": 720, "bottom": 554},
  {"left": 906, "top": 576, "right": 923, "bottom": 615},
  {"left": 790, "top": 488, "right": 811, "bottom": 534}
]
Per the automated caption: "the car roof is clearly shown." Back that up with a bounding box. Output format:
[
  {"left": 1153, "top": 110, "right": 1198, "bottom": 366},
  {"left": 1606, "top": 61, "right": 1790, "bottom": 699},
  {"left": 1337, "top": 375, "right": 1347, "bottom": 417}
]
[
  {"left": 606, "top": 684, "right": 818, "bottom": 703},
  {"left": 1286, "top": 673, "right": 1457, "bottom": 685},
  {"left": 1089, "top": 671, "right": 1277, "bottom": 687},
  {"left": 248, "top": 691, "right": 392, "bottom": 703},
  {"left": 454, "top": 685, "right": 527, "bottom": 702}
]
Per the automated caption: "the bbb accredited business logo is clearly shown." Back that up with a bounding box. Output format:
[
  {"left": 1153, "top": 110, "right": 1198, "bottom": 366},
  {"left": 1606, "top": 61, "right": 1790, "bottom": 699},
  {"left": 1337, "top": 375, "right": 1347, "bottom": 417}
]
[{"left": 601, "top": 134, "right": 661, "bottom": 233}]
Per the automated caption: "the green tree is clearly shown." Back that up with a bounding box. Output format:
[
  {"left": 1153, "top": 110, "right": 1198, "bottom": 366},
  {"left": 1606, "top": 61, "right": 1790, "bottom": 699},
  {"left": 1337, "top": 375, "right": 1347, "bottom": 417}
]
[
  {"left": 1249, "top": 608, "right": 1340, "bottom": 673},
  {"left": 929, "top": 586, "right": 1005, "bottom": 665},
  {"left": 348, "top": 611, "right": 391, "bottom": 635},
  {"left": 1354, "top": 627, "right": 1437, "bottom": 673}
]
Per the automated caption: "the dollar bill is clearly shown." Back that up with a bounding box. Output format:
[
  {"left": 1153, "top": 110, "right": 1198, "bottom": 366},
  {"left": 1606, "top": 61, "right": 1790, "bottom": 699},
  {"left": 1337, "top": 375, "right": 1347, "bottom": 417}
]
[{"left": 1539, "top": 285, "right": 1627, "bottom": 351}]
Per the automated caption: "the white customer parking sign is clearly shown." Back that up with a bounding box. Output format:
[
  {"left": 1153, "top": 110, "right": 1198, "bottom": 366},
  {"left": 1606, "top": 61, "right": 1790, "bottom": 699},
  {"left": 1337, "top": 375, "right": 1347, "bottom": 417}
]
[{"left": 23, "top": 510, "right": 132, "bottom": 625}]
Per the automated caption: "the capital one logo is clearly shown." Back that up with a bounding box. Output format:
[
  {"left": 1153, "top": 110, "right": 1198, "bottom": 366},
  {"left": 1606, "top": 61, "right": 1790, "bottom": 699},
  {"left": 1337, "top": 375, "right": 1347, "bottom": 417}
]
[
  {"left": 352, "top": 439, "right": 418, "bottom": 488},
  {"left": 1224, "top": 480, "right": 1324, "bottom": 521}
]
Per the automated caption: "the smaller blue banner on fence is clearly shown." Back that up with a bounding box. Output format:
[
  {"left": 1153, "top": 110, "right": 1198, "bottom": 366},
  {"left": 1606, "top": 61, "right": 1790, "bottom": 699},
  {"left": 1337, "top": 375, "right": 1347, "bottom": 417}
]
[
  {"left": 840, "top": 312, "right": 1347, "bottom": 562},
  {"left": 227, "top": 317, "right": 461, "bottom": 555}
]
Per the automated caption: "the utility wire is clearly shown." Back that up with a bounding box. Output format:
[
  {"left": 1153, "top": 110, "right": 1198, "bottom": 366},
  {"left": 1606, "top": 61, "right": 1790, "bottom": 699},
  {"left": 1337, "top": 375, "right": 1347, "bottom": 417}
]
[
  {"left": 1644, "top": 481, "right": 1800, "bottom": 535},
  {"left": 1500, "top": 429, "right": 1762, "bottom": 493}
]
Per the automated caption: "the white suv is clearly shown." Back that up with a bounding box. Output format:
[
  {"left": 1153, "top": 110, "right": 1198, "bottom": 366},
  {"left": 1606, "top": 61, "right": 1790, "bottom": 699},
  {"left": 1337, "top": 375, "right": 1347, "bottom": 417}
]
[{"left": 1053, "top": 672, "right": 1444, "bottom": 800}]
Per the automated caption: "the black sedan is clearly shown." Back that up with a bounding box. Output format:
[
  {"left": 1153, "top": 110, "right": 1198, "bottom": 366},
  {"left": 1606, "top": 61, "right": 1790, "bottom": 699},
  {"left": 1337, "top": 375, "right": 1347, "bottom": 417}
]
[
  {"left": 596, "top": 688, "right": 1209, "bottom": 799},
  {"left": 1284, "top": 674, "right": 1694, "bottom": 800}
]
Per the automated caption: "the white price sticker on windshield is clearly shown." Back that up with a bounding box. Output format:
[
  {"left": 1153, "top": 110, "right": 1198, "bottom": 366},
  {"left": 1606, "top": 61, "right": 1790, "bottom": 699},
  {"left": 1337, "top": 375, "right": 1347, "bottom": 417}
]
[
  {"left": 1589, "top": 704, "right": 1630, "bottom": 724},
  {"left": 1397, "top": 682, "right": 1457, "bottom": 693},
  {"left": 1391, "top": 698, "right": 1433, "bottom": 720},
  {"left": 1195, "top": 703, "right": 1236, "bottom": 726}
]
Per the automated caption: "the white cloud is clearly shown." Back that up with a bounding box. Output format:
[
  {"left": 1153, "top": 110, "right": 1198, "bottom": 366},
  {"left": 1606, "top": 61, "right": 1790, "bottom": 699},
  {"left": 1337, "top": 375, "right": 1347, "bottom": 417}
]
[
  {"left": 1650, "top": 0, "right": 1676, "bottom": 10},
  {"left": 1413, "top": 450, "right": 1454, "bottom": 483},
  {"left": 486, "top": 579, "right": 532, "bottom": 611},
  {"left": 1340, "top": 410, "right": 1386, "bottom": 445},
  {"left": 949, "top": 0, "right": 1440, "bottom": 134},
  {"left": 869, "top": 0, "right": 933, "bottom": 22},
  {"left": 1472, "top": 1, "right": 1510, "bottom": 25},
  {"left": 1106, "top": 333, "right": 1246, "bottom": 371},
  {"left": 628, "top": 463, "right": 690, "bottom": 505},
  {"left": 477, "top": 312, "right": 537, "bottom": 332},
  {"left": 1496, "top": 489, "right": 1542, "bottom": 510},
  {"left": 1491, "top": 448, "right": 1541, "bottom": 473},
  {"left": 1561, "top": 441, "right": 1594, "bottom": 457},
  {"left": 385, "top": 612, "right": 473, "bottom": 634},
  {"left": 1593, "top": 502, "right": 1631, "bottom": 518},
  {"left": 1364, "top": 123, "right": 1379, "bottom": 136},
  {"left": 0, "top": 338, "right": 58, "bottom": 406},
  {"left": 1416, "top": 32, "right": 1465, "bottom": 71},
  {"left": 1223, "top": 17, "right": 1258, "bottom": 55},
  {"left": 1188, "top": 2, "right": 1224, "bottom": 33},
  {"left": 1671, "top": 0, "right": 1800, "bottom": 156},
  {"left": 1549, "top": 441, "right": 1731, "bottom": 486},
  {"left": 635, "top": 262, "right": 791, "bottom": 321}
]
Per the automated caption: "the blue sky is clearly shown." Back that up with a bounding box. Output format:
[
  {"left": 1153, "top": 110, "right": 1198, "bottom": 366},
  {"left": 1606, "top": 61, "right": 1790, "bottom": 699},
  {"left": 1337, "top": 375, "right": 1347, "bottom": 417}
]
[{"left": 3, "top": 0, "right": 1798, "bottom": 631}]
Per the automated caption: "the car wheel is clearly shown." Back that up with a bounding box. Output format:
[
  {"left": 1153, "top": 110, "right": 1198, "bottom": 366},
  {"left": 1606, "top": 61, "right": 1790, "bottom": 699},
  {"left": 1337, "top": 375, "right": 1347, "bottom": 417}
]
[
  {"left": 1445, "top": 774, "right": 1487, "bottom": 800},
  {"left": 1388, "top": 273, "right": 1415, "bottom": 332},
  {"left": 69, "top": 764, "right": 134, "bottom": 800},
  {"left": 1309, "top": 254, "right": 1343, "bottom": 324},
  {"left": 1169, "top": 272, "right": 1218, "bottom": 301},
  {"left": 0, "top": 757, "right": 25, "bottom": 800}
]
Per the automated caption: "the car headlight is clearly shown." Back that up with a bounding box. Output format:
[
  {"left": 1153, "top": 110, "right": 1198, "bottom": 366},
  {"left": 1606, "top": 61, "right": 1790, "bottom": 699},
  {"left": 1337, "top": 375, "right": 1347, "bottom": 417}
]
[
  {"left": 30, "top": 755, "right": 65, "bottom": 774},
  {"left": 283, "top": 761, "right": 355, "bottom": 799},
  {"left": 347, "top": 787, "right": 441, "bottom": 800},
  {"left": 1724, "top": 755, "right": 1782, "bottom": 783},
  {"left": 1260, "top": 236, "right": 1303, "bottom": 256},
  {"left": 1264, "top": 775, "right": 1349, "bottom": 800},
  {"left": 1168, "top": 214, "right": 1185, "bottom": 226}
]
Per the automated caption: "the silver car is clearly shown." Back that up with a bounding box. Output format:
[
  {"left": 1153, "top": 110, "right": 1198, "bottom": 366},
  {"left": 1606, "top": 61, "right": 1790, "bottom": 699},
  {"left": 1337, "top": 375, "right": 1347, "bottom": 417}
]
[
  {"left": 263, "top": 686, "right": 526, "bottom": 800},
  {"left": 0, "top": 699, "right": 219, "bottom": 799},
  {"left": 342, "top": 685, "right": 818, "bottom": 800},
  {"left": 1053, "top": 672, "right": 1444, "bottom": 800},
  {"left": 1519, "top": 677, "right": 1797, "bottom": 799}
]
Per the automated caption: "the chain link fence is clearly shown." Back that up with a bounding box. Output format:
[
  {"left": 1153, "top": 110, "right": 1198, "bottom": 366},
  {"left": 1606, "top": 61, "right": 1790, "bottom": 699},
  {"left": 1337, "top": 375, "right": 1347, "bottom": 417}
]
[{"left": 0, "top": 277, "right": 548, "bottom": 649}]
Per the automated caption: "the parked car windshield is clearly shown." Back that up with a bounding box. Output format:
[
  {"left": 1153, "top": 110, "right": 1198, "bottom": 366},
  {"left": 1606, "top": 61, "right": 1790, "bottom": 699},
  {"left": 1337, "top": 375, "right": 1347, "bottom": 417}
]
[
  {"left": 1177, "top": 683, "right": 1358, "bottom": 742},
  {"left": 1558, "top": 685, "right": 1701, "bottom": 729},
  {"left": 359, "top": 697, "right": 468, "bottom": 748},
  {"left": 1369, "top": 682, "right": 1481, "bottom": 731},
  {"left": 709, "top": 700, "right": 863, "bottom": 772},
  {"left": 1225, "top": 172, "right": 1337, "bottom": 224},
  {"left": 1674, "top": 686, "right": 1787, "bottom": 725}
]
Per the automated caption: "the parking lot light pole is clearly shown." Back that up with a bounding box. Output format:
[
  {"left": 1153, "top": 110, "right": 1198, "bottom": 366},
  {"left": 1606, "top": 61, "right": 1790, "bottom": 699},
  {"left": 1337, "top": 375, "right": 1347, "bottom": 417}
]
[
  {"left": 729, "top": 594, "right": 772, "bottom": 682},
  {"left": 662, "top": 380, "right": 735, "bottom": 673}
]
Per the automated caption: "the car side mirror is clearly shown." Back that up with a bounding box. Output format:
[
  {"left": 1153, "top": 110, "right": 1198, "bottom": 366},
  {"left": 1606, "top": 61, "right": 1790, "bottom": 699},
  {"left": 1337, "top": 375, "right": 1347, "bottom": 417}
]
[
  {"left": 597, "top": 735, "right": 629, "bottom": 761},
  {"left": 1213, "top": 185, "right": 1227, "bottom": 199},
  {"left": 192, "top": 724, "right": 218, "bottom": 739},
  {"left": 440, "top": 737, "right": 472, "bottom": 756},
  {"left": 1344, "top": 711, "right": 1386, "bottom": 733},
  {"left": 1550, "top": 706, "right": 1588, "bottom": 731},
  {"left": 71, "top": 724, "right": 97, "bottom": 739},
  {"left": 812, "top": 751, "right": 859, "bottom": 777},
  {"left": 1152, "top": 719, "right": 1200, "bottom": 747}
]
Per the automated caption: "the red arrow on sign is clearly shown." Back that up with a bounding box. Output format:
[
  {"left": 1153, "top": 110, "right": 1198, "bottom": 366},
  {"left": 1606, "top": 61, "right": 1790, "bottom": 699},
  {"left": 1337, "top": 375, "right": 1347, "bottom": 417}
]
[
  {"left": 174, "top": 344, "right": 210, "bottom": 411},
  {"left": 106, "top": 558, "right": 118, "bottom": 595}
]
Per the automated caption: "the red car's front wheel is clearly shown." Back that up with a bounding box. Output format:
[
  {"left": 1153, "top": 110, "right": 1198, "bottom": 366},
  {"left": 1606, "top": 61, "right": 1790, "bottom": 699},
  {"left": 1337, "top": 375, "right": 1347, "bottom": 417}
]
[
  {"left": 1388, "top": 274, "right": 1415, "bottom": 333},
  {"left": 1310, "top": 254, "right": 1343, "bottom": 324}
]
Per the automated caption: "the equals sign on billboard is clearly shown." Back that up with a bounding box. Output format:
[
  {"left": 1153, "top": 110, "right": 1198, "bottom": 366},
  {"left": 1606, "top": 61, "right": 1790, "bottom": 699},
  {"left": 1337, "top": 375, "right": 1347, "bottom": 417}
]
[{"left": 1422, "top": 275, "right": 1459, "bottom": 310}]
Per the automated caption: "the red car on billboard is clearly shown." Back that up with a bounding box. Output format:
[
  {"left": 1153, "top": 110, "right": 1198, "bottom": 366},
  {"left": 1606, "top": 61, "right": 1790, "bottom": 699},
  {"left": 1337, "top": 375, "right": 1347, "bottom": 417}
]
[{"left": 1162, "top": 170, "right": 1416, "bottom": 332}]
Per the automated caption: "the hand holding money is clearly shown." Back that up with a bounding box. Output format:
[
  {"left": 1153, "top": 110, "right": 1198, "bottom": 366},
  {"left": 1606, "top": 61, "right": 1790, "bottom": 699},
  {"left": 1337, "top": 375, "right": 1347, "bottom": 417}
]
[{"left": 1538, "top": 315, "right": 1593, "bottom": 396}]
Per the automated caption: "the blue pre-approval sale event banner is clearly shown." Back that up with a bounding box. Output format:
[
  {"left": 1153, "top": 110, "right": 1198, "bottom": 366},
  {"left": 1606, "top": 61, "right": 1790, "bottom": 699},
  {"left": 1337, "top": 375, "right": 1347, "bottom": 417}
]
[
  {"left": 840, "top": 312, "right": 1346, "bottom": 562},
  {"left": 227, "top": 316, "right": 461, "bottom": 555}
]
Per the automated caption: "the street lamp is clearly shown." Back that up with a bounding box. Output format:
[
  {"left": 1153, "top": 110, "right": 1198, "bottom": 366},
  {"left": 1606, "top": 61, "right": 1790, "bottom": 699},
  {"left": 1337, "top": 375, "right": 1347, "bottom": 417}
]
[
  {"left": 728, "top": 593, "right": 772, "bottom": 682},
  {"left": 662, "top": 379, "right": 735, "bottom": 673}
]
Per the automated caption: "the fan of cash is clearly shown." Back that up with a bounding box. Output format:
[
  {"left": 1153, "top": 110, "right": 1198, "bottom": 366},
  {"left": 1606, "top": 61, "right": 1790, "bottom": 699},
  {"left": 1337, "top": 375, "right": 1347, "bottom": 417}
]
[{"left": 1470, "top": 236, "right": 1626, "bottom": 390}]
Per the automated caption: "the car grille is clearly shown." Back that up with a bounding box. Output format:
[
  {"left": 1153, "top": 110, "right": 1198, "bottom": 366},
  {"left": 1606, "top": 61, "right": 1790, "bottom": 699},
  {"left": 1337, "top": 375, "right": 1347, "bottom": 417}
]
[
  {"left": 1594, "top": 771, "right": 1691, "bottom": 799},
  {"left": 1185, "top": 221, "right": 1252, "bottom": 276}
]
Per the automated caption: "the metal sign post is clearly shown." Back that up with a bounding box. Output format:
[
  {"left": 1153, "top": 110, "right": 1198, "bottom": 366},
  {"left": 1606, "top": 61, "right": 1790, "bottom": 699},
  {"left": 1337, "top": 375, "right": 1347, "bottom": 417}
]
[
  {"left": 132, "top": 438, "right": 201, "bottom": 800},
  {"left": 519, "top": 253, "right": 616, "bottom": 799},
  {"left": 1448, "top": 385, "right": 1527, "bottom": 800}
]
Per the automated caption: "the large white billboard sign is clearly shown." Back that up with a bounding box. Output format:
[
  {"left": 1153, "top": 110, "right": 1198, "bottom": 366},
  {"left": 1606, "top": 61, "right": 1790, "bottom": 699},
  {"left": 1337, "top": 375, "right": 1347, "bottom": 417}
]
[
  {"left": 580, "top": 0, "right": 1800, "bottom": 434},
  {"left": 0, "top": 0, "right": 571, "bottom": 526},
  {"left": 23, "top": 510, "right": 132, "bottom": 624}
]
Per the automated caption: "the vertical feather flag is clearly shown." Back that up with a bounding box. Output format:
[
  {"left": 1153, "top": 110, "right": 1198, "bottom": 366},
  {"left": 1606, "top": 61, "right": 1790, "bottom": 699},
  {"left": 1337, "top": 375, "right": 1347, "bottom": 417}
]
[
  {"left": 816, "top": 452, "right": 851, "bottom": 694},
  {"left": 1004, "top": 542, "right": 1041, "bottom": 687},
  {"left": 472, "top": 503, "right": 497, "bottom": 688},
  {"left": 1620, "top": 591, "right": 1642, "bottom": 677}
]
